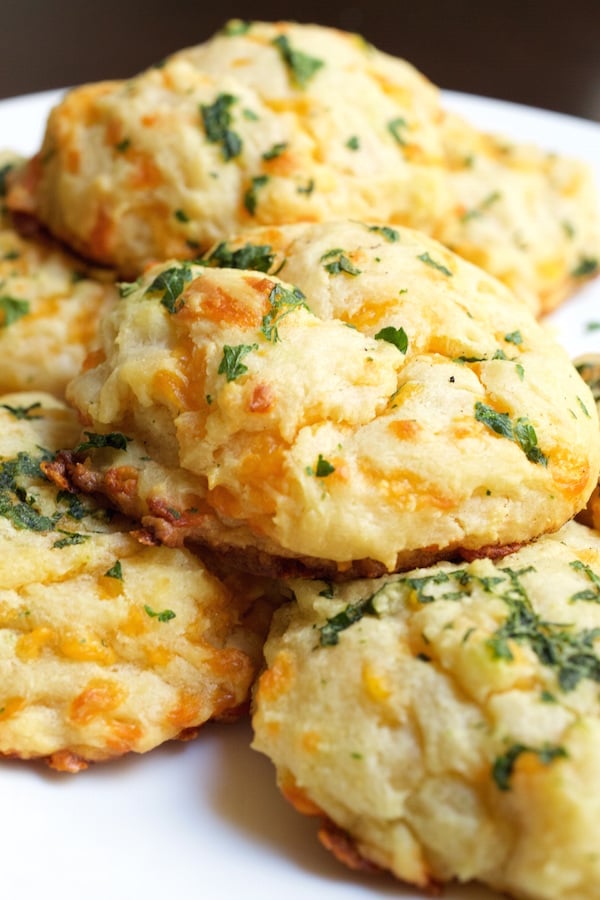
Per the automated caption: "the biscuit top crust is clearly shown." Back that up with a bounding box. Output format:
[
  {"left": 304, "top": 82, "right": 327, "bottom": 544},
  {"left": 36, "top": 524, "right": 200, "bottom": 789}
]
[
  {"left": 66, "top": 222, "right": 600, "bottom": 570},
  {"left": 7, "top": 22, "right": 599, "bottom": 312},
  {"left": 252, "top": 520, "right": 600, "bottom": 898},
  {"left": 4, "top": 21, "right": 451, "bottom": 278}
]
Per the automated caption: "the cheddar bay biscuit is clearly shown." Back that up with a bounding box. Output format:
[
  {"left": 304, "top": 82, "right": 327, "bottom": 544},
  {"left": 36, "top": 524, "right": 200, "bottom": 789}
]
[
  {"left": 438, "top": 111, "right": 600, "bottom": 315},
  {"left": 7, "top": 21, "right": 599, "bottom": 312},
  {"left": 62, "top": 222, "right": 600, "bottom": 577},
  {"left": 0, "top": 392, "right": 277, "bottom": 771},
  {"left": 8, "top": 22, "right": 448, "bottom": 280},
  {"left": 252, "top": 519, "right": 600, "bottom": 900},
  {"left": 0, "top": 152, "right": 118, "bottom": 397}
]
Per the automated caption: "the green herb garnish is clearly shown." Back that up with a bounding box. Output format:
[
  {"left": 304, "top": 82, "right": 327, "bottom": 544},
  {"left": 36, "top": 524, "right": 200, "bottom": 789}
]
[
  {"left": 145, "top": 263, "right": 192, "bottom": 313},
  {"left": 218, "top": 344, "right": 258, "bottom": 381},
  {"left": 387, "top": 117, "right": 408, "bottom": 146},
  {"left": 75, "top": 432, "right": 131, "bottom": 453},
  {"left": 104, "top": 560, "right": 123, "bottom": 580},
  {"left": 262, "top": 142, "right": 288, "bottom": 160},
  {"left": 204, "top": 241, "right": 275, "bottom": 273},
  {"left": 0, "top": 296, "right": 29, "bottom": 328},
  {"left": 474, "top": 402, "right": 547, "bottom": 465},
  {"left": 261, "top": 283, "right": 308, "bottom": 342},
  {"left": 417, "top": 252, "right": 453, "bottom": 277},
  {"left": 144, "top": 605, "right": 176, "bottom": 622},
  {"left": 200, "top": 93, "right": 242, "bottom": 161},
  {"left": 374, "top": 326, "right": 408, "bottom": 354},
  {"left": 244, "top": 175, "right": 269, "bottom": 215},
  {"left": 572, "top": 257, "right": 598, "bottom": 278},
  {"left": 272, "top": 35, "right": 324, "bottom": 88},
  {"left": 492, "top": 743, "right": 567, "bottom": 791},
  {"left": 315, "top": 454, "right": 335, "bottom": 477},
  {"left": 0, "top": 402, "right": 42, "bottom": 420},
  {"left": 320, "top": 248, "right": 361, "bottom": 277}
]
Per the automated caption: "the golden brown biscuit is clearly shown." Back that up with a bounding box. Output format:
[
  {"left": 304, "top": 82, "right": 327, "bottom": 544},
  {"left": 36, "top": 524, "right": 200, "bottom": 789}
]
[
  {"left": 252, "top": 519, "right": 600, "bottom": 900},
  {"left": 0, "top": 226, "right": 117, "bottom": 397},
  {"left": 62, "top": 223, "right": 600, "bottom": 577},
  {"left": 0, "top": 151, "right": 118, "bottom": 397},
  {"left": 0, "top": 391, "right": 278, "bottom": 771},
  {"left": 438, "top": 111, "right": 600, "bottom": 315},
  {"left": 8, "top": 22, "right": 447, "bottom": 280},
  {"left": 7, "top": 22, "right": 599, "bottom": 312}
]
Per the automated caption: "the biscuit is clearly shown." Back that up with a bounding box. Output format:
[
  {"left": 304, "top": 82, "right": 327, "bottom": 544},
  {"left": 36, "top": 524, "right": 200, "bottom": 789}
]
[
  {"left": 252, "top": 519, "right": 600, "bottom": 899},
  {"left": 8, "top": 22, "right": 598, "bottom": 311},
  {"left": 62, "top": 222, "right": 600, "bottom": 577},
  {"left": 0, "top": 152, "right": 118, "bottom": 397},
  {"left": 0, "top": 392, "right": 278, "bottom": 770},
  {"left": 438, "top": 112, "right": 600, "bottom": 315}
]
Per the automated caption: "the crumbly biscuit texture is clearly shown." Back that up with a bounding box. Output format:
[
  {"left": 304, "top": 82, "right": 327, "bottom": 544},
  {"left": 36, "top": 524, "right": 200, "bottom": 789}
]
[
  {"left": 0, "top": 392, "right": 277, "bottom": 770},
  {"left": 7, "top": 22, "right": 599, "bottom": 311},
  {"left": 65, "top": 222, "right": 600, "bottom": 575},
  {"left": 252, "top": 519, "right": 600, "bottom": 900}
]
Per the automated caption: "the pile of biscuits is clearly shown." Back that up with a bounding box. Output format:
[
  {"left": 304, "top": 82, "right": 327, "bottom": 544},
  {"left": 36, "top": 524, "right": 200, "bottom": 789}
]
[{"left": 2, "top": 20, "right": 600, "bottom": 900}]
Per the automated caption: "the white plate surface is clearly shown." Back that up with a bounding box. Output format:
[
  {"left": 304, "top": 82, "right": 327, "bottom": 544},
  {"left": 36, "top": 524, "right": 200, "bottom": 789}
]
[{"left": 0, "top": 88, "right": 599, "bottom": 900}]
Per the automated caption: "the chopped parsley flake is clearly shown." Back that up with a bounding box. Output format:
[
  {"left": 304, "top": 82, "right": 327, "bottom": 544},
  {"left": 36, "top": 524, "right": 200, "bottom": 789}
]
[
  {"left": 104, "top": 560, "right": 123, "bottom": 580},
  {"left": 320, "top": 248, "right": 361, "bottom": 277},
  {"left": 417, "top": 252, "right": 453, "bottom": 277},
  {"left": 346, "top": 135, "right": 360, "bottom": 150},
  {"left": 474, "top": 402, "right": 548, "bottom": 465},
  {"left": 296, "top": 178, "right": 315, "bottom": 195},
  {"left": 218, "top": 343, "right": 258, "bottom": 381},
  {"left": 145, "top": 263, "right": 192, "bottom": 313},
  {"left": 52, "top": 532, "right": 89, "bottom": 549},
  {"left": 262, "top": 142, "right": 288, "bottom": 160},
  {"left": 204, "top": 241, "right": 275, "bottom": 273},
  {"left": 174, "top": 208, "right": 189, "bottom": 223},
  {"left": 244, "top": 175, "right": 269, "bottom": 215},
  {"left": 319, "top": 595, "right": 379, "bottom": 646},
  {"left": 577, "top": 396, "right": 591, "bottom": 418},
  {"left": 272, "top": 35, "right": 324, "bottom": 88},
  {"left": 0, "top": 402, "right": 42, "bottom": 420},
  {"left": 487, "top": 565, "right": 600, "bottom": 691},
  {"left": 56, "top": 490, "right": 90, "bottom": 520},
  {"left": 492, "top": 743, "right": 567, "bottom": 791},
  {"left": 261, "top": 283, "right": 308, "bottom": 342},
  {"left": 144, "top": 605, "right": 176, "bottom": 622},
  {"left": 572, "top": 257, "right": 598, "bottom": 278},
  {"left": 460, "top": 190, "right": 501, "bottom": 222},
  {"left": 367, "top": 224, "right": 399, "bottom": 242},
  {"left": 115, "top": 138, "right": 130, "bottom": 153},
  {"left": 0, "top": 296, "right": 29, "bottom": 328},
  {"left": 569, "top": 559, "right": 600, "bottom": 603},
  {"left": 374, "top": 325, "right": 408, "bottom": 354},
  {"left": 504, "top": 330, "right": 523, "bottom": 345},
  {"left": 314, "top": 454, "right": 335, "bottom": 477},
  {"left": 387, "top": 117, "right": 408, "bottom": 145},
  {"left": 75, "top": 432, "right": 131, "bottom": 453},
  {"left": 200, "top": 93, "right": 242, "bottom": 161}
]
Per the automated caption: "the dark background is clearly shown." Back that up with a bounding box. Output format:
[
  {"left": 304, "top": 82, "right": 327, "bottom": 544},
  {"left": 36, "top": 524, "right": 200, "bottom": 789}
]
[{"left": 2, "top": 0, "right": 600, "bottom": 120}]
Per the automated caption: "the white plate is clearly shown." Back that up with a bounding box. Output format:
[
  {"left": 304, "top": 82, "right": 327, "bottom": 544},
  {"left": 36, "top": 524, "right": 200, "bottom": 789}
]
[{"left": 0, "top": 89, "right": 599, "bottom": 900}]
